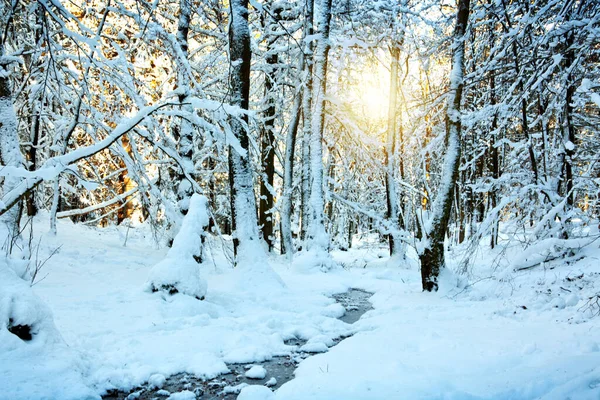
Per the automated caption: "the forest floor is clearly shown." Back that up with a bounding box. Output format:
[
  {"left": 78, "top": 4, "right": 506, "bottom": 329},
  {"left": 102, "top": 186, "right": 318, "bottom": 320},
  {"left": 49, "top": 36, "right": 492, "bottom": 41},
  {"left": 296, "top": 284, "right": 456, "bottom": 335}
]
[{"left": 2, "top": 215, "right": 600, "bottom": 400}]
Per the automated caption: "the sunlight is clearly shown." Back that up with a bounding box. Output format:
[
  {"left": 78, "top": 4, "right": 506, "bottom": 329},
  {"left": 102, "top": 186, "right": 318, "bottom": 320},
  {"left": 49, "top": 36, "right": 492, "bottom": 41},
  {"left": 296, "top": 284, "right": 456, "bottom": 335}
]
[
  {"left": 360, "top": 83, "right": 389, "bottom": 121},
  {"left": 351, "top": 63, "right": 390, "bottom": 124}
]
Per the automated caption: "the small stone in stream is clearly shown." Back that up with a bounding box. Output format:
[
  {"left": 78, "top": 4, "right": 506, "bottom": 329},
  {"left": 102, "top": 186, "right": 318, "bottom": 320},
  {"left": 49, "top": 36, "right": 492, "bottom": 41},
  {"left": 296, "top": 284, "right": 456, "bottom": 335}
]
[
  {"left": 299, "top": 342, "right": 328, "bottom": 353},
  {"left": 125, "top": 391, "right": 142, "bottom": 400},
  {"left": 208, "top": 381, "right": 225, "bottom": 388},
  {"left": 156, "top": 389, "right": 170, "bottom": 396},
  {"left": 166, "top": 390, "right": 196, "bottom": 400},
  {"left": 223, "top": 383, "right": 248, "bottom": 394},
  {"left": 265, "top": 377, "right": 277, "bottom": 387},
  {"left": 193, "top": 387, "right": 204, "bottom": 397},
  {"left": 245, "top": 365, "right": 267, "bottom": 379}
]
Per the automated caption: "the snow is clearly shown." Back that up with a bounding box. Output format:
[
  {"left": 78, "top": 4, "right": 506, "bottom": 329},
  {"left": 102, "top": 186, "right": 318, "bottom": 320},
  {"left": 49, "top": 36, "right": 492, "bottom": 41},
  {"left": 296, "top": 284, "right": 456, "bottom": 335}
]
[
  {"left": 148, "top": 373, "right": 166, "bottom": 389},
  {"left": 0, "top": 256, "right": 98, "bottom": 400},
  {"left": 166, "top": 390, "right": 196, "bottom": 400},
  {"left": 275, "top": 264, "right": 600, "bottom": 399},
  {"left": 591, "top": 93, "right": 600, "bottom": 108},
  {"left": 4, "top": 216, "right": 352, "bottom": 397},
  {"left": 298, "top": 342, "right": 328, "bottom": 353},
  {"left": 265, "top": 377, "right": 277, "bottom": 387},
  {"left": 145, "top": 194, "right": 209, "bottom": 299},
  {"left": 564, "top": 140, "right": 575, "bottom": 151},
  {"left": 238, "top": 385, "right": 275, "bottom": 400},
  {"left": 3, "top": 218, "right": 600, "bottom": 400},
  {"left": 245, "top": 365, "right": 267, "bottom": 379}
]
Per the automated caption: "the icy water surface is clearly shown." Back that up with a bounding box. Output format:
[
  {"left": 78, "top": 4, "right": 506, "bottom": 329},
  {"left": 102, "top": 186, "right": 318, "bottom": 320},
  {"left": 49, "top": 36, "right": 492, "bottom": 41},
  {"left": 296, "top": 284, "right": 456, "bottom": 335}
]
[{"left": 103, "top": 289, "right": 373, "bottom": 400}]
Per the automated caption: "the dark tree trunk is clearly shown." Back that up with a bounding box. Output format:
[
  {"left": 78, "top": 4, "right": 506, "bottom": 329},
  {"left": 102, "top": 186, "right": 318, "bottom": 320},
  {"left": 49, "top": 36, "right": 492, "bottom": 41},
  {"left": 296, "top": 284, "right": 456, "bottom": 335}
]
[
  {"left": 25, "top": 111, "right": 40, "bottom": 216},
  {"left": 419, "top": 0, "right": 470, "bottom": 292},
  {"left": 175, "top": 0, "right": 194, "bottom": 215},
  {"left": 385, "top": 44, "right": 401, "bottom": 256},
  {"left": 259, "top": 8, "right": 279, "bottom": 252},
  {"left": 228, "top": 0, "right": 259, "bottom": 258},
  {"left": 562, "top": 31, "right": 576, "bottom": 207},
  {"left": 300, "top": 0, "right": 315, "bottom": 244}
]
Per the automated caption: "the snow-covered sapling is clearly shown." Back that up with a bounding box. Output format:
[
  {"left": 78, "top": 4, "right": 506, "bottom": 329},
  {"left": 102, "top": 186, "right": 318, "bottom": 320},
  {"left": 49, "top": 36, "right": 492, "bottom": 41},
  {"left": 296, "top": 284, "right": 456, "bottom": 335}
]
[{"left": 145, "top": 194, "right": 210, "bottom": 300}]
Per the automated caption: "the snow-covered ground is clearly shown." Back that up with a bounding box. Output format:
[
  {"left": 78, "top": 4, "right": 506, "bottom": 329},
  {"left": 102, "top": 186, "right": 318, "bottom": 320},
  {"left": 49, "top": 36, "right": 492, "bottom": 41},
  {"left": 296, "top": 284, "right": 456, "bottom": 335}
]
[{"left": 2, "top": 217, "right": 600, "bottom": 399}]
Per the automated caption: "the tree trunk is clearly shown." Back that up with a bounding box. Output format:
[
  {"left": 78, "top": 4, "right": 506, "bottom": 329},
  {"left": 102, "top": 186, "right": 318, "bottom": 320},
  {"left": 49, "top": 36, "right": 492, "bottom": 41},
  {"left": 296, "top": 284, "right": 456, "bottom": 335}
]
[
  {"left": 300, "top": 0, "right": 314, "bottom": 244},
  {"left": 489, "top": 67, "right": 499, "bottom": 249},
  {"left": 419, "top": 0, "right": 470, "bottom": 292},
  {"left": 0, "top": 60, "right": 26, "bottom": 250},
  {"left": 562, "top": 31, "right": 576, "bottom": 208},
  {"left": 385, "top": 44, "right": 401, "bottom": 256},
  {"left": 280, "top": 80, "right": 303, "bottom": 256},
  {"left": 325, "top": 145, "right": 335, "bottom": 232},
  {"left": 307, "top": 0, "right": 332, "bottom": 252},
  {"left": 258, "top": 8, "right": 279, "bottom": 252},
  {"left": 228, "top": 0, "right": 261, "bottom": 258},
  {"left": 175, "top": 0, "right": 194, "bottom": 215},
  {"left": 25, "top": 109, "right": 40, "bottom": 217}
]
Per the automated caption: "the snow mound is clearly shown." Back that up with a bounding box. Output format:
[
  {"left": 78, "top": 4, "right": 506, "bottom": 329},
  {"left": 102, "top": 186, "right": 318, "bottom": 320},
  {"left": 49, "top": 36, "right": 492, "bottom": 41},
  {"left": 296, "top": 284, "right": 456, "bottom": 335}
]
[
  {"left": 233, "top": 240, "right": 285, "bottom": 293},
  {"left": 148, "top": 373, "right": 166, "bottom": 389},
  {"left": 436, "top": 267, "right": 467, "bottom": 296},
  {"left": 510, "top": 238, "right": 589, "bottom": 271},
  {"left": 145, "top": 258, "right": 207, "bottom": 299},
  {"left": 265, "top": 377, "right": 277, "bottom": 387},
  {"left": 292, "top": 248, "right": 339, "bottom": 274},
  {"left": 237, "top": 385, "right": 274, "bottom": 400},
  {"left": 0, "top": 264, "right": 58, "bottom": 347},
  {"left": 245, "top": 365, "right": 266, "bottom": 379},
  {"left": 0, "top": 258, "right": 97, "bottom": 399},
  {"left": 166, "top": 390, "right": 196, "bottom": 400},
  {"left": 299, "top": 342, "right": 328, "bottom": 353},
  {"left": 145, "top": 194, "right": 209, "bottom": 299}
]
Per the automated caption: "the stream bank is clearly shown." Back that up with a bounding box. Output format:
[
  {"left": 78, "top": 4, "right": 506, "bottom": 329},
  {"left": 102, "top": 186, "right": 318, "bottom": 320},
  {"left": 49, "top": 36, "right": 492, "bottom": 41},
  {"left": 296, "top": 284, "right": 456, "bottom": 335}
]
[{"left": 103, "top": 289, "right": 373, "bottom": 400}]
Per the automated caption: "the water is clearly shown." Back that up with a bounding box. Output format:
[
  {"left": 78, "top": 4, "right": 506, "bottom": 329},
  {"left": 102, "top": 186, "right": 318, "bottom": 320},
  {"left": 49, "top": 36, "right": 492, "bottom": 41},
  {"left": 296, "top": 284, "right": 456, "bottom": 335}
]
[{"left": 103, "top": 289, "right": 373, "bottom": 400}]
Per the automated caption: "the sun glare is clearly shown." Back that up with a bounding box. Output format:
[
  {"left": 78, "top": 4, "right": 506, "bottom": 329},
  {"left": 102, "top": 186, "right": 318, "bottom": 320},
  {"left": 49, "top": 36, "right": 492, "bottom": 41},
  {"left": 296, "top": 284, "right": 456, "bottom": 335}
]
[
  {"left": 361, "top": 84, "right": 389, "bottom": 120},
  {"left": 351, "top": 63, "right": 390, "bottom": 123}
]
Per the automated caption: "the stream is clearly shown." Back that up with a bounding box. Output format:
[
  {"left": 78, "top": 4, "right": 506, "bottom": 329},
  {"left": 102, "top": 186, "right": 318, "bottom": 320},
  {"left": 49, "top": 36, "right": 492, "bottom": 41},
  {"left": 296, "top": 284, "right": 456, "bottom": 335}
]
[{"left": 103, "top": 289, "right": 373, "bottom": 400}]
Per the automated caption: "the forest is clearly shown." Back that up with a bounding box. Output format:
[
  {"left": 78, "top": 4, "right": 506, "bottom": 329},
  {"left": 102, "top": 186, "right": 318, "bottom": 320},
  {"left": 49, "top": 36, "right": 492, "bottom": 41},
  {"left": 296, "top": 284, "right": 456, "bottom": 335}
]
[{"left": 1, "top": 0, "right": 600, "bottom": 399}]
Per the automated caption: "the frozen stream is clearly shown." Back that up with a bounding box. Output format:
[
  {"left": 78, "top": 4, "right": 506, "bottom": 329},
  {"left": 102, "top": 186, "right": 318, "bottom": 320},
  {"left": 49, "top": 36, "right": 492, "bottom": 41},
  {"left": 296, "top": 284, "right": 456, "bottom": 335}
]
[{"left": 103, "top": 289, "right": 373, "bottom": 400}]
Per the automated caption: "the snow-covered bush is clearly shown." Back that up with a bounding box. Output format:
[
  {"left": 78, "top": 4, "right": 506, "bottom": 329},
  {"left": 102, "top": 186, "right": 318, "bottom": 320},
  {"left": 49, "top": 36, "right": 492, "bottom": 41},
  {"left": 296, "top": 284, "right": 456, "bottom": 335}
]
[
  {"left": 0, "top": 259, "right": 60, "bottom": 346},
  {"left": 145, "top": 194, "right": 209, "bottom": 300},
  {"left": 0, "top": 257, "right": 96, "bottom": 399}
]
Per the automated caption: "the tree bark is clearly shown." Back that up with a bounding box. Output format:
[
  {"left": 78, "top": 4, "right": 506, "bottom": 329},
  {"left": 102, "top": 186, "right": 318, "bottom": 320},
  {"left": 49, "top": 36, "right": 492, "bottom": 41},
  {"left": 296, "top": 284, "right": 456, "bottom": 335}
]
[
  {"left": 175, "top": 0, "right": 195, "bottom": 215},
  {"left": 228, "top": 0, "right": 260, "bottom": 258},
  {"left": 300, "top": 0, "right": 314, "bottom": 244},
  {"left": 0, "top": 60, "right": 26, "bottom": 248},
  {"left": 258, "top": 7, "right": 279, "bottom": 252},
  {"left": 307, "top": 0, "right": 332, "bottom": 252},
  {"left": 385, "top": 44, "right": 401, "bottom": 256},
  {"left": 419, "top": 0, "right": 470, "bottom": 292}
]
